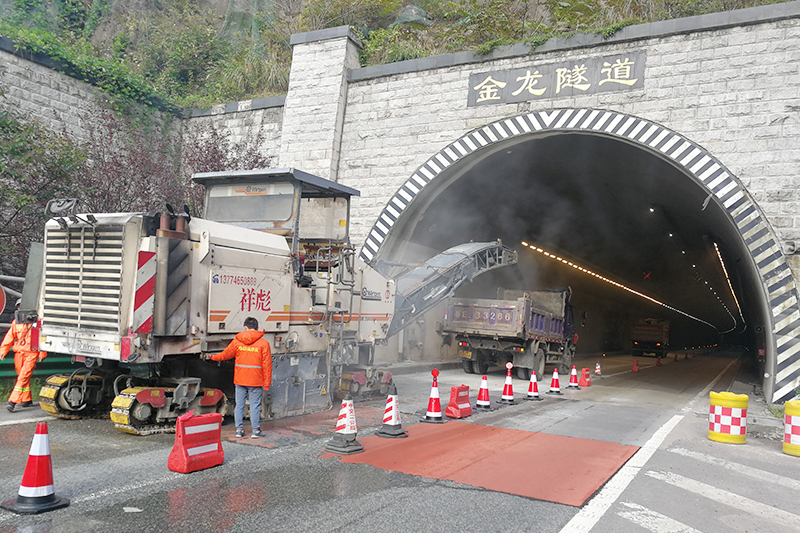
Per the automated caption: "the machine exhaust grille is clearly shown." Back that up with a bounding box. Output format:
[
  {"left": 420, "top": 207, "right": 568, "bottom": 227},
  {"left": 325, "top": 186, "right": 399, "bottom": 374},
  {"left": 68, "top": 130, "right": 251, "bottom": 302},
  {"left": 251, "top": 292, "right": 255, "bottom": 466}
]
[{"left": 42, "top": 224, "right": 124, "bottom": 333}]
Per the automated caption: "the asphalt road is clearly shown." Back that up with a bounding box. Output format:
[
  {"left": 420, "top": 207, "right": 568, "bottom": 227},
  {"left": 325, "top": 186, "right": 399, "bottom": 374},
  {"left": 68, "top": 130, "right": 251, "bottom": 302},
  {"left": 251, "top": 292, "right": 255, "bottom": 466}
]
[{"left": 0, "top": 350, "right": 796, "bottom": 533}]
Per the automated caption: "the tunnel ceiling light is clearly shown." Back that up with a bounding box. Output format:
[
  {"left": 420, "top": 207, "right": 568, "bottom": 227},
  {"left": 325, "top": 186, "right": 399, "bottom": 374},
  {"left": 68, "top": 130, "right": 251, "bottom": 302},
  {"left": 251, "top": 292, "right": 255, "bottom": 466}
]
[
  {"left": 521, "top": 241, "right": 717, "bottom": 330},
  {"left": 714, "top": 242, "right": 745, "bottom": 331},
  {"left": 649, "top": 207, "right": 655, "bottom": 213}
]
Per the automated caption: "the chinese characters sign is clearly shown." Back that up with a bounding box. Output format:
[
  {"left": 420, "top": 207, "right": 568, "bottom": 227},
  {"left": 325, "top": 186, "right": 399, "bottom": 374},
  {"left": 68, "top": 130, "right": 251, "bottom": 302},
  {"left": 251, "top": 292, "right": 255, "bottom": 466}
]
[
  {"left": 208, "top": 269, "right": 290, "bottom": 333},
  {"left": 468, "top": 52, "right": 645, "bottom": 107}
]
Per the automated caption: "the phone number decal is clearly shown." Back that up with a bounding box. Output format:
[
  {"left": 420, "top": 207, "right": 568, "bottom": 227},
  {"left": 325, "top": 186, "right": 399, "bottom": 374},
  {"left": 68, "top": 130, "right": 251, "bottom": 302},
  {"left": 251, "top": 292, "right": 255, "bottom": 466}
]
[{"left": 212, "top": 273, "right": 258, "bottom": 286}]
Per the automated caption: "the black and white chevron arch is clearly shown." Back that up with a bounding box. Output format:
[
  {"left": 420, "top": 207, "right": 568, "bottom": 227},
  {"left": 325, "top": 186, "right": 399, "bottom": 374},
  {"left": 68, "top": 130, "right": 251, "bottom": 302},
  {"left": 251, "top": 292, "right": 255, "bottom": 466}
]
[{"left": 358, "top": 108, "right": 800, "bottom": 404}]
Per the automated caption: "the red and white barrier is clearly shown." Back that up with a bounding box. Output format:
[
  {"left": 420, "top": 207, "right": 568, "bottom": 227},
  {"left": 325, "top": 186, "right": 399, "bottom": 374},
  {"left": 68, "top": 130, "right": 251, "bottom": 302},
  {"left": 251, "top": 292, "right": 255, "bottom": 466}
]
[
  {"left": 168, "top": 411, "right": 224, "bottom": 474},
  {"left": 445, "top": 385, "right": 472, "bottom": 418},
  {"left": 578, "top": 368, "right": 592, "bottom": 387}
]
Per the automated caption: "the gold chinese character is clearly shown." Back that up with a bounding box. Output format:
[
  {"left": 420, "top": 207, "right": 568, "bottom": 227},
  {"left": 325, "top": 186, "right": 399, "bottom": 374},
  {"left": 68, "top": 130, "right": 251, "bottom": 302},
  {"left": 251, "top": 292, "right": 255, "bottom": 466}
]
[
  {"left": 555, "top": 65, "right": 591, "bottom": 94},
  {"left": 599, "top": 58, "right": 638, "bottom": 86},
  {"left": 511, "top": 70, "right": 546, "bottom": 97},
  {"left": 473, "top": 75, "right": 507, "bottom": 102}
]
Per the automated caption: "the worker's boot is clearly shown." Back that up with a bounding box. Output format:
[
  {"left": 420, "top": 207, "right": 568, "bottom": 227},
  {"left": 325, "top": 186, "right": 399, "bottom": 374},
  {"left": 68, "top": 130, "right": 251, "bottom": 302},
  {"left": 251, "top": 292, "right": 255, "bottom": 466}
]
[
  {"left": 6, "top": 402, "right": 15, "bottom": 412},
  {"left": 20, "top": 401, "right": 32, "bottom": 408}
]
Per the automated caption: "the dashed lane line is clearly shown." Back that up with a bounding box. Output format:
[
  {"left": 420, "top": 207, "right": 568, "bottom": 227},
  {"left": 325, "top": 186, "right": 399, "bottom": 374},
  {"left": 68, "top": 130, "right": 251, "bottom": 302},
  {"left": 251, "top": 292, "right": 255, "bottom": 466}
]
[
  {"left": 617, "top": 502, "right": 704, "bottom": 533},
  {"left": 646, "top": 470, "right": 800, "bottom": 531}
]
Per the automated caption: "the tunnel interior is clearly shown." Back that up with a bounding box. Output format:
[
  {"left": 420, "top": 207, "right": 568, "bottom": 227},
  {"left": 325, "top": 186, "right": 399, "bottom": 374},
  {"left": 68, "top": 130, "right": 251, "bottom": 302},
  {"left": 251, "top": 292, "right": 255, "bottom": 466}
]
[{"left": 376, "top": 130, "right": 769, "bottom": 360}]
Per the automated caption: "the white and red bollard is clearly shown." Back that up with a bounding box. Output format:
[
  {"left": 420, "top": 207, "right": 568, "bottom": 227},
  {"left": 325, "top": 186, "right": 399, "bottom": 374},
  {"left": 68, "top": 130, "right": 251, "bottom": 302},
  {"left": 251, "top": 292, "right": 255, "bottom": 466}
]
[{"left": 421, "top": 369, "right": 445, "bottom": 423}]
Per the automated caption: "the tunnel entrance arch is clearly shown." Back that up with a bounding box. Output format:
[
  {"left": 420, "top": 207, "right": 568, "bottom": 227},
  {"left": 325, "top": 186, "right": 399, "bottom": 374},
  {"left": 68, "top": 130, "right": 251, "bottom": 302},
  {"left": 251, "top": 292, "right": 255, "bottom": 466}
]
[{"left": 358, "top": 108, "right": 800, "bottom": 404}]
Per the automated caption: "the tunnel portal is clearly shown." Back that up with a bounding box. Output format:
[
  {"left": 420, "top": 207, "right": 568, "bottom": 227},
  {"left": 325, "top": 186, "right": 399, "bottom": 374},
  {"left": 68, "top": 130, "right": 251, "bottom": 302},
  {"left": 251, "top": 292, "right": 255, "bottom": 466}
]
[{"left": 360, "top": 109, "right": 799, "bottom": 403}]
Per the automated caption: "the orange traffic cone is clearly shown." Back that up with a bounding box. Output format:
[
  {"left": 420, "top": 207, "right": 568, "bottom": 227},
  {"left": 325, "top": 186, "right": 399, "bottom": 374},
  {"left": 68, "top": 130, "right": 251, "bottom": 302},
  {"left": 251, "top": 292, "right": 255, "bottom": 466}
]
[
  {"left": 632, "top": 359, "right": 639, "bottom": 372},
  {"left": 324, "top": 395, "right": 364, "bottom": 454},
  {"left": 526, "top": 371, "right": 542, "bottom": 401},
  {"left": 567, "top": 365, "right": 581, "bottom": 389},
  {"left": 498, "top": 362, "right": 515, "bottom": 404},
  {"left": 475, "top": 374, "right": 492, "bottom": 410},
  {"left": 421, "top": 369, "right": 445, "bottom": 423},
  {"left": 547, "top": 369, "right": 563, "bottom": 395},
  {"left": 1, "top": 422, "right": 70, "bottom": 514},
  {"left": 656, "top": 356, "right": 662, "bottom": 366},
  {"left": 376, "top": 383, "right": 408, "bottom": 438},
  {"left": 674, "top": 353, "right": 679, "bottom": 362},
  {"left": 595, "top": 361, "right": 602, "bottom": 378}
]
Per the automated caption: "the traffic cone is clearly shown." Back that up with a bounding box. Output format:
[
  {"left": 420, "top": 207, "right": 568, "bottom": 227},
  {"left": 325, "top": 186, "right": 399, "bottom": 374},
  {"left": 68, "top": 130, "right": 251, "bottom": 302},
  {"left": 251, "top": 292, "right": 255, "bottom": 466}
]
[
  {"left": 656, "top": 356, "right": 662, "bottom": 366},
  {"left": 526, "top": 371, "right": 542, "bottom": 401},
  {"left": 547, "top": 369, "right": 562, "bottom": 395},
  {"left": 632, "top": 360, "right": 639, "bottom": 372},
  {"left": 421, "top": 369, "right": 445, "bottom": 423},
  {"left": 376, "top": 383, "right": 407, "bottom": 438},
  {"left": 498, "top": 362, "right": 515, "bottom": 404},
  {"left": 674, "top": 353, "right": 679, "bottom": 362},
  {"left": 324, "top": 395, "right": 364, "bottom": 454},
  {"left": 475, "top": 374, "right": 492, "bottom": 410},
  {"left": 595, "top": 361, "right": 602, "bottom": 377},
  {"left": 567, "top": 365, "right": 581, "bottom": 389},
  {"left": 1, "top": 422, "right": 70, "bottom": 514}
]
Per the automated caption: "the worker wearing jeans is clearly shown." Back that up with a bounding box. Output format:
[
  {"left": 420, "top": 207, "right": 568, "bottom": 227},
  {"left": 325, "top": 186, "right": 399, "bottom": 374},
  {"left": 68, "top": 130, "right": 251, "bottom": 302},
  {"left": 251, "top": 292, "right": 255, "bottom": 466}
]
[{"left": 210, "top": 317, "right": 272, "bottom": 438}]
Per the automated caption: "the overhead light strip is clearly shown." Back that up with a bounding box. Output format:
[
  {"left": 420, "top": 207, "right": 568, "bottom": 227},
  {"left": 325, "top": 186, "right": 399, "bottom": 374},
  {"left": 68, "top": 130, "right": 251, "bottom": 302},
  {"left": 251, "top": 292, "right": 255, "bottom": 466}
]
[
  {"left": 714, "top": 242, "right": 745, "bottom": 330},
  {"left": 521, "top": 241, "right": 717, "bottom": 329}
]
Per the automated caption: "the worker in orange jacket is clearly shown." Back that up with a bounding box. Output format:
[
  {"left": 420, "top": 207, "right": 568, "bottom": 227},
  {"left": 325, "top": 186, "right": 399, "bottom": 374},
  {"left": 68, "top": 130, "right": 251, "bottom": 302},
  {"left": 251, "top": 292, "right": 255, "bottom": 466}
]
[
  {"left": 1, "top": 300, "right": 47, "bottom": 412},
  {"left": 211, "top": 316, "right": 272, "bottom": 438}
]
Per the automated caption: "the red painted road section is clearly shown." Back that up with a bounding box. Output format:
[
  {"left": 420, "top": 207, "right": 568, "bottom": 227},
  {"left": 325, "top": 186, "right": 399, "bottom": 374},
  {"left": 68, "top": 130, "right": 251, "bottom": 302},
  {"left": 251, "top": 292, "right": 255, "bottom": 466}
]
[{"left": 328, "top": 421, "right": 638, "bottom": 506}]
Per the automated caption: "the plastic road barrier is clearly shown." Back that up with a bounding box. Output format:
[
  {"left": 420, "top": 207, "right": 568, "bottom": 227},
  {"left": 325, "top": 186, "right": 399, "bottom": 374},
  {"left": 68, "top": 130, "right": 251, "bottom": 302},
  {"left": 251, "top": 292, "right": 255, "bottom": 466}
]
[
  {"left": 783, "top": 400, "right": 800, "bottom": 456},
  {"left": 168, "top": 411, "right": 224, "bottom": 473},
  {"left": 708, "top": 391, "right": 748, "bottom": 444}
]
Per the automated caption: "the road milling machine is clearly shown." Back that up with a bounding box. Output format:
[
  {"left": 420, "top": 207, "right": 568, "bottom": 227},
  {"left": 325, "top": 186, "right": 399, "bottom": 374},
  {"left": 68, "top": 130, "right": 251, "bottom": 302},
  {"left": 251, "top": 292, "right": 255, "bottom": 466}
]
[{"left": 21, "top": 169, "right": 517, "bottom": 434}]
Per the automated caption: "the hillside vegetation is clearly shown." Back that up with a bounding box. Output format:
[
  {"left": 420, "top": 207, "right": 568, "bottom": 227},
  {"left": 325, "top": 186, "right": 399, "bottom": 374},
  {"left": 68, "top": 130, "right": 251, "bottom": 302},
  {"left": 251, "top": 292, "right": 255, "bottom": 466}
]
[{"left": 0, "top": 0, "right": 788, "bottom": 109}]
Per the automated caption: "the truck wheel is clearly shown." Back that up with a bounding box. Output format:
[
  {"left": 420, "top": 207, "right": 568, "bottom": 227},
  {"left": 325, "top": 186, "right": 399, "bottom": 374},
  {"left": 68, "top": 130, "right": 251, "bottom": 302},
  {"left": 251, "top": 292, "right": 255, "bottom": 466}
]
[
  {"left": 462, "top": 359, "right": 474, "bottom": 374},
  {"left": 558, "top": 344, "right": 574, "bottom": 375},
  {"left": 474, "top": 351, "right": 489, "bottom": 374},
  {"left": 534, "top": 349, "right": 546, "bottom": 380},
  {"left": 517, "top": 367, "right": 531, "bottom": 381}
]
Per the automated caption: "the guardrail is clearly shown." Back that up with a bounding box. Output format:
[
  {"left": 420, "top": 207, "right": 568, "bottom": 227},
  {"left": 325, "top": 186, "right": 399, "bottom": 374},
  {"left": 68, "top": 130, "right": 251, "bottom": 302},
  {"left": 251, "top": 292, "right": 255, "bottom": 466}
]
[{"left": 0, "top": 354, "right": 75, "bottom": 379}]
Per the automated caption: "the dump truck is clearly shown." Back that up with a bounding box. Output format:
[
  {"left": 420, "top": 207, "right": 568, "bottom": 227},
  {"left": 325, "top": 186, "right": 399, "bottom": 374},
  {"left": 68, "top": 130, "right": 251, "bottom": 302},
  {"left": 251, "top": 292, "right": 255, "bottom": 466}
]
[
  {"left": 630, "top": 318, "right": 669, "bottom": 358},
  {"left": 19, "top": 168, "right": 516, "bottom": 434},
  {"left": 442, "top": 287, "right": 576, "bottom": 380}
]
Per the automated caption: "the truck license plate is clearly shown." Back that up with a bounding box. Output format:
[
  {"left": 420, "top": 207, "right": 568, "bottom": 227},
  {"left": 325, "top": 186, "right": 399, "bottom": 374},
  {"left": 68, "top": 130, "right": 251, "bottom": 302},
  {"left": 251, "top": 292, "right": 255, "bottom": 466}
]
[{"left": 458, "top": 349, "right": 472, "bottom": 358}]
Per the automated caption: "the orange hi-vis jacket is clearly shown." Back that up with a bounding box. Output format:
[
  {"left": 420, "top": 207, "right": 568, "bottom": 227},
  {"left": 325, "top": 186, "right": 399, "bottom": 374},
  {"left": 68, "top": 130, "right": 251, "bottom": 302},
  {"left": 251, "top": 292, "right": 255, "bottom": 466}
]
[
  {"left": 211, "top": 329, "right": 272, "bottom": 388},
  {"left": 1, "top": 321, "right": 46, "bottom": 360}
]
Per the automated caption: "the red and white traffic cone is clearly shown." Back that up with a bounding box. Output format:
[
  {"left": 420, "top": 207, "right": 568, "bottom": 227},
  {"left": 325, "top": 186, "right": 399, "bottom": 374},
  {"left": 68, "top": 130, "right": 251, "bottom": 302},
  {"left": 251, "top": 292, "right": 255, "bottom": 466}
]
[
  {"left": 526, "top": 371, "right": 542, "bottom": 401},
  {"left": 498, "top": 362, "right": 515, "bottom": 404},
  {"left": 656, "top": 356, "right": 662, "bottom": 366},
  {"left": 475, "top": 374, "right": 492, "bottom": 410},
  {"left": 632, "top": 360, "right": 639, "bottom": 372},
  {"left": 595, "top": 361, "right": 602, "bottom": 378},
  {"left": 421, "top": 369, "right": 445, "bottom": 423},
  {"left": 324, "top": 395, "right": 364, "bottom": 454},
  {"left": 674, "top": 353, "right": 679, "bottom": 362},
  {"left": 547, "top": 369, "right": 562, "bottom": 395},
  {"left": 376, "top": 383, "right": 407, "bottom": 438},
  {"left": 1, "top": 422, "right": 70, "bottom": 514},
  {"left": 567, "top": 365, "right": 581, "bottom": 389}
]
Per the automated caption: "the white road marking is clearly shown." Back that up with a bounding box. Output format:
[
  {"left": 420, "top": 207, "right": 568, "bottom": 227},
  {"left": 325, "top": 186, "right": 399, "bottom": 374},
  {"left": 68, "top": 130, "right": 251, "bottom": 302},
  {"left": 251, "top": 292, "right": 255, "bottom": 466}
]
[
  {"left": 646, "top": 470, "right": 800, "bottom": 530},
  {"left": 668, "top": 447, "right": 800, "bottom": 490},
  {"left": 0, "top": 416, "right": 52, "bottom": 427},
  {"left": 617, "top": 502, "right": 704, "bottom": 533},
  {"left": 558, "top": 414, "right": 683, "bottom": 533}
]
